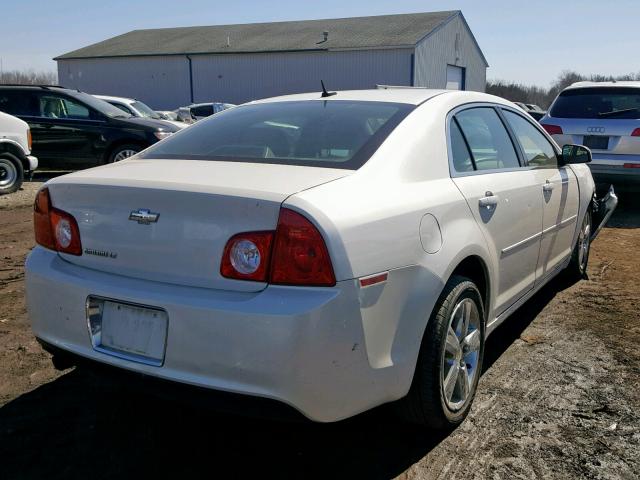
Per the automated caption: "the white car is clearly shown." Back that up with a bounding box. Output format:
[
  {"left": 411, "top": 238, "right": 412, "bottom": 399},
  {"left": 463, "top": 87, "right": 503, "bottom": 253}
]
[
  {"left": 25, "top": 89, "right": 616, "bottom": 428},
  {"left": 0, "top": 111, "right": 38, "bottom": 194},
  {"left": 95, "top": 95, "right": 188, "bottom": 130},
  {"left": 175, "top": 102, "right": 236, "bottom": 123}
]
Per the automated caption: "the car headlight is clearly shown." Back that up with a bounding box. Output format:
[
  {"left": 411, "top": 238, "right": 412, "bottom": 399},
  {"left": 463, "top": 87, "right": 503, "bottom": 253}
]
[{"left": 153, "top": 131, "right": 173, "bottom": 140}]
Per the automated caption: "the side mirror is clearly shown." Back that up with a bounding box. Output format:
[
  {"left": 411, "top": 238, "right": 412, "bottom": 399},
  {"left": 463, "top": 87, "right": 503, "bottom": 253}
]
[{"left": 561, "top": 144, "right": 592, "bottom": 165}]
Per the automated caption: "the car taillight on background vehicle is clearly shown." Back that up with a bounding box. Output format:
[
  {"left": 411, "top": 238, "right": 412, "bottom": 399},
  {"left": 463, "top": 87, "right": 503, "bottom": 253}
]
[
  {"left": 631, "top": 128, "right": 640, "bottom": 137},
  {"left": 541, "top": 124, "right": 563, "bottom": 135},
  {"left": 34, "top": 188, "right": 82, "bottom": 256},
  {"left": 220, "top": 208, "right": 336, "bottom": 287}
]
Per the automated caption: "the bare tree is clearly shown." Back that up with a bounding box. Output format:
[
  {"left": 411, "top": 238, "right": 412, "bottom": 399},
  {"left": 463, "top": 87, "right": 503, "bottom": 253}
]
[
  {"left": 487, "top": 70, "right": 640, "bottom": 109},
  {"left": 0, "top": 69, "right": 58, "bottom": 85}
]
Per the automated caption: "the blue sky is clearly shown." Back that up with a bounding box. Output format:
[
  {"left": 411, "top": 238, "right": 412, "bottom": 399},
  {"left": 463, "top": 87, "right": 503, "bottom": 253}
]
[{"left": 3, "top": 0, "right": 639, "bottom": 87}]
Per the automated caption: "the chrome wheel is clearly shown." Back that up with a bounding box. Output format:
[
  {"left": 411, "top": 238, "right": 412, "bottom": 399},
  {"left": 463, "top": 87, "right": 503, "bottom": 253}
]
[
  {"left": 441, "top": 297, "right": 481, "bottom": 411},
  {"left": 113, "top": 149, "right": 138, "bottom": 162},
  {"left": 0, "top": 158, "right": 17, "bottom": 188},
  {"left": 577, "top": 212, "right": 591, "bottom": 272}
]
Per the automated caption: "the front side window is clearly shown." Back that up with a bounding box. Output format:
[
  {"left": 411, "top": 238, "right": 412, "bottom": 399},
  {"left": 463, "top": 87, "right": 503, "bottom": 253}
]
[
  {"left": 110, "top": 102, "right": 134, "bottom": 116},
  {"left": 139, "top": 100, "right": 413, "bottom": 169},
  {"left": 455, "top": 107, "right": 520, "bottom": 171},
  {"left": 39, "top": 95, "right": 90, "bottom": 119},
  {"left": 503, "top": 110, "right": 558, "bottom": 168}
]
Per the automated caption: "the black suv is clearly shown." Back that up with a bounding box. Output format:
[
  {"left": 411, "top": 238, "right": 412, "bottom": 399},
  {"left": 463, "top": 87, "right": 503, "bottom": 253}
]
[{"left": 0, "top": 85, "right": 180, "bottom": 168}]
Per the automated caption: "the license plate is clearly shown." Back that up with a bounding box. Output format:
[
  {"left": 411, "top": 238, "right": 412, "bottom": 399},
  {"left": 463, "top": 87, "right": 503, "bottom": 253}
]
[
  {"left": 87, "top": 298, "right": 168, "bottom": 365},
  {"left": 583, "top": 135, "right": 609, "bottom": 150}
]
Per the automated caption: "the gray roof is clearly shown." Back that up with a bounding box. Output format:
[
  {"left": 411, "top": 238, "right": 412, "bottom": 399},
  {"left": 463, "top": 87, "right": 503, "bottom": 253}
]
[{"left": 56, "top": 11, "right": 465, "bottom": 60}]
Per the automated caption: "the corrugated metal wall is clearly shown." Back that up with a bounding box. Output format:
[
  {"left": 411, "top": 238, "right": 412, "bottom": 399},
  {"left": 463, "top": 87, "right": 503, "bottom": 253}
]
[
  {"left": 58, "top": 56, "right": 192, "bottom": 109},
  {"left": 57, "top": 49, "right": 413, "bottom": 109},
  {"left": 413, "top": 15, "right": 487, "bottom": 91},
  {"left": 191, "top": 48, "right": 412, "bottom": 104}
]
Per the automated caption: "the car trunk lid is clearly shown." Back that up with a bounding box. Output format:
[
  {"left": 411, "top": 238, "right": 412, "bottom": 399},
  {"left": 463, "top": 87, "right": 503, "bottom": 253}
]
[{"left": 45, "top": 159, "right": 349, "bottom": 292}]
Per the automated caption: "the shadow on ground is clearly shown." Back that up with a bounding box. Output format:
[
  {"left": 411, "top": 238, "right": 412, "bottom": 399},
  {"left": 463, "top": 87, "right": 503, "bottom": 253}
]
[{"left": 0, "top": 275, "right": 579, "bottom": 480}]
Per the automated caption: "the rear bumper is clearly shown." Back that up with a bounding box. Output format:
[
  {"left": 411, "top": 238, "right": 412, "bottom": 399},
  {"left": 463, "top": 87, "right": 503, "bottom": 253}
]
[
  {"left": 25, "top": 247, "right": 409, "bottom": 422},
  {"left": 589, "top": 155, "right": 640, "bottom": 187}
]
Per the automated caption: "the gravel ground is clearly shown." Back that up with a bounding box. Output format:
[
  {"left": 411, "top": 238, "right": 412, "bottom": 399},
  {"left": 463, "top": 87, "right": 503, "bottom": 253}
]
[{"left": 0, "top": 185, "right": 638, "bottom": 479}]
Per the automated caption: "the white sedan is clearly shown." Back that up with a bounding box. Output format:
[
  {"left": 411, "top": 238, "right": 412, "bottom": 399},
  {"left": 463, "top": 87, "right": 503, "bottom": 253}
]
[{"left": 25, "top": 88, "right": 616, "bottom": 428}]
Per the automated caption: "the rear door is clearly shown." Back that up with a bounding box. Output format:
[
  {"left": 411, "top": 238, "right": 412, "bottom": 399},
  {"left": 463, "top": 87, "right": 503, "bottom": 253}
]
[
  {"left": 502, "top": 109, "right": 579, "bottom": 281},
  {"left": 450, "top": 106, "right": 543, "bottom": 315}
]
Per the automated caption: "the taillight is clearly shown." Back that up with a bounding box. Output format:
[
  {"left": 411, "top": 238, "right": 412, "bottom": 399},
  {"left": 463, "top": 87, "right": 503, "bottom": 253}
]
[
  {"left": 220, "top": 232, "right": 273, "bottom": 281},
  {"left": 631, "top": 128, "right": 640, "bottom": 137},
  {"left": 220, "top": 208, "right": 336, "bottom": 286},
  {"left": 542, "top": 124, "right": 563, "bottom": 135},
  {"left": 33, "top": 187, "right": 82, "bottom": 255},
  {"left": 270, "top": 209, "right": 335, "bottom": 286}
]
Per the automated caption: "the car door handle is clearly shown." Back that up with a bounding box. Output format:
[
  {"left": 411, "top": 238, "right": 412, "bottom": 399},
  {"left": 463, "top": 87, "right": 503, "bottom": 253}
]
[
  {"left": 543, "top": 181, "right": 554, "bottom": 192},
  {"left": 479, "top": 192, "right": 499, "bottom": 207}
]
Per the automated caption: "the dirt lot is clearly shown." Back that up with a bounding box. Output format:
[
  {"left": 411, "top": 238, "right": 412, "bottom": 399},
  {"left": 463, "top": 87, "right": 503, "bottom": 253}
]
[{"left": 0, "top": 179, "right": 638, "bottom": 480}]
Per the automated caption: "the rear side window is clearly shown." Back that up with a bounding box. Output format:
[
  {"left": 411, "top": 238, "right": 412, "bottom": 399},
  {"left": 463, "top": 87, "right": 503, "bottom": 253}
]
[
  {"left": 450, "top": 120, "right": 474, "bottom": 172},
  {"left": 192, "top": 105, "right": 214, "bottom": 117},
  {"left": 550, "top": 87, "right": 640, "bottom": 119},
  {"left": 0, "top": 90, "right": 40, "bottom": 116},
  {"left": 139, "top": 100, "right": 414, "bottom": 170},
  {"left": 503, "top": 110, "right": 558, "bottom": 168},
  {"left": 455, "top": 108, "right": 520, "bottom": 171}
]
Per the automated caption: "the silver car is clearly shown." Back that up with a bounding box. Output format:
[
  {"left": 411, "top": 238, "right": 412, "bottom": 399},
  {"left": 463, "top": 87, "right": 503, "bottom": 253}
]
[{"left": 541, "top": 81, "right": 640, "bottom": 190}]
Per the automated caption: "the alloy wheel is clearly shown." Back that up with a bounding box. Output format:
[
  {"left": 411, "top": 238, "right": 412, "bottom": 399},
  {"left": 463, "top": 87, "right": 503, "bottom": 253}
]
[
  {"left": 113, "top": 149, "right": 139, "bottom": 162},
  {"left": 578, "top": 212, "right": 591, "bottom": 272},
  {"left": 0, "top": 159, "right": 17, "bottom": 188},
  {"left": 441, "top": 297, "right": 481, "bottom": 411}
]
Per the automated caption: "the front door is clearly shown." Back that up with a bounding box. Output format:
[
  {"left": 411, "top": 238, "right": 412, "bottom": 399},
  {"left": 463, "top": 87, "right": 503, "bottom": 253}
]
[
  {"left": 501, "top": 109, "right": 580, "bottom": 281},
  {"left": 450, "top": 107, "right": 544, "bottom": 315},
  {"left": 27, "top": 93, "right": 106, "bottom": 167}
]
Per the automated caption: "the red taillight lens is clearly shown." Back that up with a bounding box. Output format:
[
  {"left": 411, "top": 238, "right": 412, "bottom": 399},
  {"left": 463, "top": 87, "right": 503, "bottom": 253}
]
[
  {"left": 220, "top": 232, "right": 273, "bottom": 281},
  {"left": 33, "top": 187, "right": 82, "bottom": 255},
  {"left": 631, "top": 128, "right": 640, "bottom": 137},
  {"left": 542, "top": 124, "right": 563, "bottom": 135},
  {"left": 270, "top": 208, "right": 335, "bottom": 286}
]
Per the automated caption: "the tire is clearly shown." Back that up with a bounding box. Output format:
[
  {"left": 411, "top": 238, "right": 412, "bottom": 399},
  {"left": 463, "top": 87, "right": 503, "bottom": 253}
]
[
  {"left": 397, "top": 275, "right": 485, "bottom": 430},
  {"left": 565, "top": 207, "right": 592, "bottom": 281},
  {"left": 107, "top": 144, "right": 142, "bottom": 163},
  {"left": 0, "top": 153, "right": 24, "bottom": 195}
]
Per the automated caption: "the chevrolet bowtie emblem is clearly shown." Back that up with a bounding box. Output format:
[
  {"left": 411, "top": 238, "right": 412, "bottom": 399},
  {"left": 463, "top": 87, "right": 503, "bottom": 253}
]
[{"left": 129, "top": 208, "right": 160, "bottom": 225}]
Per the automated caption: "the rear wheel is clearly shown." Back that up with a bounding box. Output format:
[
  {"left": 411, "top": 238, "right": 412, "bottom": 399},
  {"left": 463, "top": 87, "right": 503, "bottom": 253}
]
[
  {"left": 0, "top": 153, "right": 24, "bottom": 195},
  {"left": 108, "top": 144, "right": 142, "bottom": 163},
  {"left": 397, "top": 275, "right": 485, "bottom": 429}
]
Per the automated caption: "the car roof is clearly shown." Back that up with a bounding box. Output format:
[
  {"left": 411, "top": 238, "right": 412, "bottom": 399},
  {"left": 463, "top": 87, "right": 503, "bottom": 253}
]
[
  {"left": 566, "top": 81, "right": 640, "bottom": 90},
  {"left": 95, "top": 94, "right": 136, "bottom": 104},
  {"left": 249, "top": 88, "right": 506, "bottom": 106}
]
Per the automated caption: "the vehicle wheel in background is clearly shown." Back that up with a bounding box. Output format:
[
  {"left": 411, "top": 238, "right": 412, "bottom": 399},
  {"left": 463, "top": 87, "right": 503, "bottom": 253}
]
[
  {"left": 397, "top": 275, "right": 485, "bottom": 430},
  {"left": 0, "top": 153, "right": 24, "bottom": 195},
  {"left": 565, "top": 207, "right": 592, "bottom": 281},
  {"left": 108, "top": 144, "right": 142, "bottom": 163}
]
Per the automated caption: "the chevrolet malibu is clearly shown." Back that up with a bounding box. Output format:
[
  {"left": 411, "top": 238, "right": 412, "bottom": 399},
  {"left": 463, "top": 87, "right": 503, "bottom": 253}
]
[{"left": 25, "top": 88, "right": 616, "bottom": 429}]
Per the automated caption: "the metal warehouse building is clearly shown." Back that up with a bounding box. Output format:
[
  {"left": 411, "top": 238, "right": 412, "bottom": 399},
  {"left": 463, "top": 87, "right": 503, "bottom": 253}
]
[{"left": 55, "top": 10, "right": 488, "bottom": 110}]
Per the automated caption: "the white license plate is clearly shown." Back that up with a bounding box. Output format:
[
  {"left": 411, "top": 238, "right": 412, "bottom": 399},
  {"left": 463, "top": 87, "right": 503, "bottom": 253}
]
[{"left": 97, "top": 301, "right": 168, "bottom": 364}]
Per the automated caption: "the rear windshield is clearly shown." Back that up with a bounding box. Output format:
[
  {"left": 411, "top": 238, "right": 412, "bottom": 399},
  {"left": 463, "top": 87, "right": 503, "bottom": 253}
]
[
  {"left": 138, "top": 100, "right": 414, "bottom": 169},
  {"left": 550, "top": 87, "right": 640, "bottom": 119}
]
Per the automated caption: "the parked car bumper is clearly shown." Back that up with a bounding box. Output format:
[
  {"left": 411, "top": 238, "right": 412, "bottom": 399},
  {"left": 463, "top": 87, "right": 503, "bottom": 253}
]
[
  {"left": 26, "top": 155, "right": 38, "bottom": 172},
  {"left": 25, "top": 247, "right": 407, "bottom": 422},
  {"left": 589, "top": 154, "right": 640, "bottom": 188}
]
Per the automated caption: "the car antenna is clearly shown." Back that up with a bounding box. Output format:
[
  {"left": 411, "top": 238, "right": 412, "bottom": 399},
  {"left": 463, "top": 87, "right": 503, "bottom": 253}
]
[{"left": 320, "top": 80, "right": 336, "bottom": 98}]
